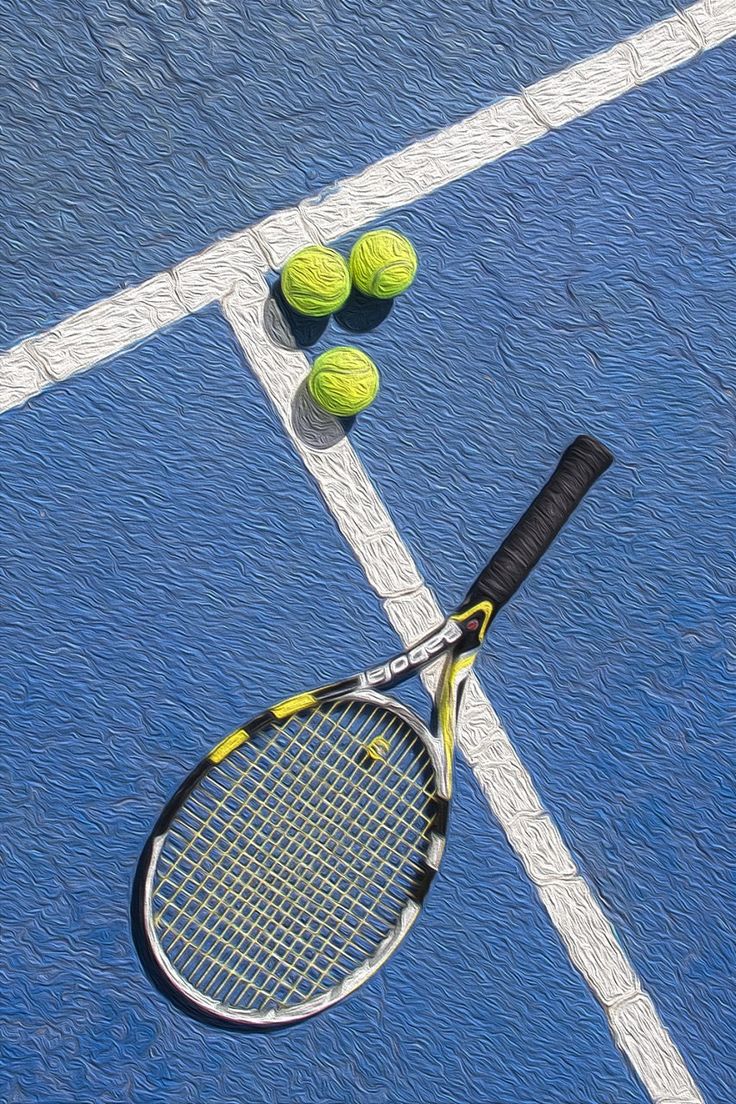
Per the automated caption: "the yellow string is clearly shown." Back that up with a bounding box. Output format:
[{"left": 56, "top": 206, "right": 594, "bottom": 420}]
[{"left": 151, "top": 700, "right": 438, "bottom": 1011}]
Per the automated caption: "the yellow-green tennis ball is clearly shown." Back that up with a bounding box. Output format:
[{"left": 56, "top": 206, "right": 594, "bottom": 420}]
[
  {"left": 307, "top": 347, "right": 380, "bottom": 417},
  {"left": 280, "top": 245, "right": 351, "bottom": 317},
  {"left": 349, "top": 229, "right": 418, "bottom": 299}
]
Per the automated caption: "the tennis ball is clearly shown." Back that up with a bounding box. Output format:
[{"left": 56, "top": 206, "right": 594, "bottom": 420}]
[
  {"left": 280, "top": 245, "right": 351, "bottom": 317},
  {"left": 307, "top": 347, "right": 380, "bottom": 417},
  {"left": 349, "top": 229, "right": 418, "bottom": 299}
]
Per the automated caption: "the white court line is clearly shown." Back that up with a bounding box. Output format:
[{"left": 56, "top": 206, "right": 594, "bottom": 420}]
[
  {"left": 1, "top": 0, "right": 735, "bottom": 413},
  {"left": 221, "top": 283, "right": 703, "bottom": 1104},
  {"left": 3, "top": 4, "right": 730, "bottom": 1099}
]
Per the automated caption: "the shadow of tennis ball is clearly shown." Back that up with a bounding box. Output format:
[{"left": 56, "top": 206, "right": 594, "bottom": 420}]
[
  {"left": 263, "top": 279, "right": 330, "bottom": 350},
  {"left": 334, "top": 288, "right": 393, "bottom": 333},
  {"left": 290, "top": 380, "right": 355, "bottom": 451}
]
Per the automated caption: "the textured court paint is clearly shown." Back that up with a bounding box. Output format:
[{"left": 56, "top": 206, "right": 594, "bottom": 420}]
[
  {"left": 3, "top": 0, "right": 678, "bottom": 343},
  {"left": 327, "top": 43, "right": 736, "bottom": 1104},
  {"left": 1, "top": 2, "right": 732, "bottom": 1104},
  {"left": 0, "top": 313, "right": 651, "bottom": 1104}
]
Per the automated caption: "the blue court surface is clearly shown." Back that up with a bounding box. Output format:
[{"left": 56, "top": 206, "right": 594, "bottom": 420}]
[{"left": 2, "top": 3, "right": 734, "bottom": 1104}]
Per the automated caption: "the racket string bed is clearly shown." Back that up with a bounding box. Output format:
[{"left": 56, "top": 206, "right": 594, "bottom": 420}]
[
  {"left": 157, "top": 704, "right": 430, "bottom": 951},
  {"left": 173, "top": 706, "right": 434, "bottom": 1011},
  {"left": 156, "top": 717, "right": 426, "bottom": 1003},
  {"left": 154, "top": 710, "right": 432, "bottom": 1011},
  {"left": 162, "top": 721, "right": 431, "bottom": 1003},
  {"left": 149, "top": 698, "right": 439, "bottom": 1014},
  {"left": 178, "top": 724, "right": 433, "bottom": 993},
  {"left": 161, "top": 703, "right": 430, "bottom": 923},
  {"left": 156, "top": 700, "right": 429, "bottom": 915}
]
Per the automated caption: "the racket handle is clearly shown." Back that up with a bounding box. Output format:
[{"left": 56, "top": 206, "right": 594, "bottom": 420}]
[{"left": 466, "top": 435, "right": 613, "bottom": 613}]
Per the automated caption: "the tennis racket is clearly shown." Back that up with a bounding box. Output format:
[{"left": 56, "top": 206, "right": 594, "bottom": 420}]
[{"left": 133, "top": 434, "right": 612, "bottom": 1027}]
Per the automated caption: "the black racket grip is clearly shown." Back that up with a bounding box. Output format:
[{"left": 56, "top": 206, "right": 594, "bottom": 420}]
[{"left": 465, "top": 435, "right": 613, "bottom": 613}]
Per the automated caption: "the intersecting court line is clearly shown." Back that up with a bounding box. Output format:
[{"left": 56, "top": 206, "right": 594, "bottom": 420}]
[
  {"left": 1, "top": 0, "right": 733, "bottom": 415},
  {"left": 4, "top": 4, "right": 732, "bottom": 1100},
  {"left": 222, "top": 280, "right": 702, "bottom": 1104}
]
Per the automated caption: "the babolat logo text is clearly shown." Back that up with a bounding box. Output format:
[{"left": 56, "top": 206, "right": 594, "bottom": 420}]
[{"left": 363, "top": 620, "right": 463, "bottom": 686}]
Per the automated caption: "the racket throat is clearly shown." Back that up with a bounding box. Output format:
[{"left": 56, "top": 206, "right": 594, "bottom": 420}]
[
  {"left": 360, "top": 618, "right": 464, "bottom": 692},
  {"left": 436, "top": 648, "right": 479, "bottom": 795}
]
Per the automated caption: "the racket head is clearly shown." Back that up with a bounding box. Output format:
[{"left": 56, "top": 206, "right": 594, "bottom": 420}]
[{"left": 132, "top": 689, "right": 450, "bottom": 1028}]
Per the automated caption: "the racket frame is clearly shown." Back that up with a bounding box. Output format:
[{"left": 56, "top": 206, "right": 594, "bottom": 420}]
[
  {"left": 132, "top": 434, "right": 613, "bottom": 1027},
  {"left": 133, "top": 602, "right": 491, "bottom": 1028}
]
